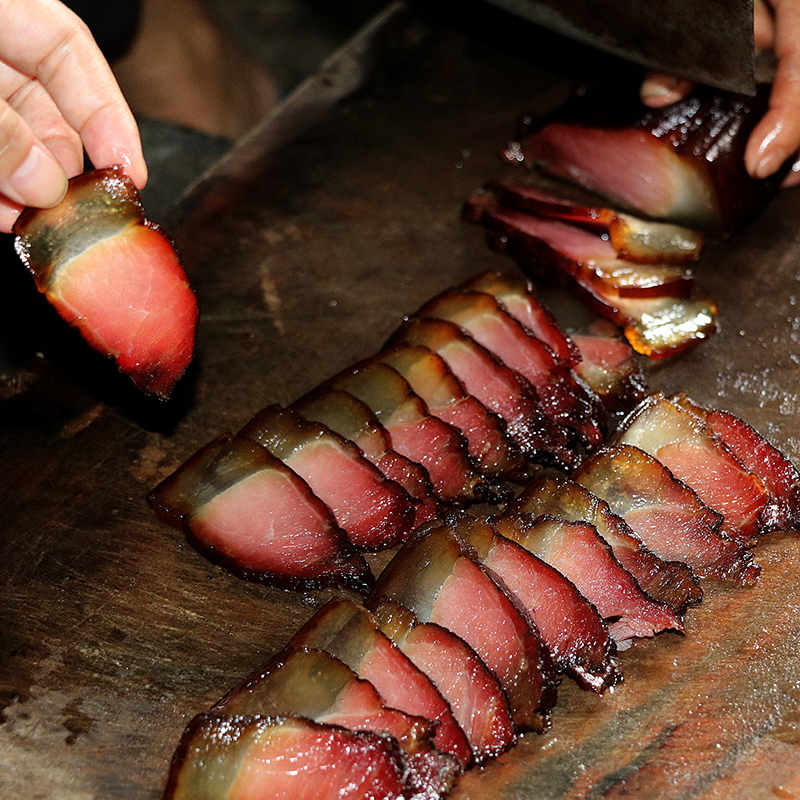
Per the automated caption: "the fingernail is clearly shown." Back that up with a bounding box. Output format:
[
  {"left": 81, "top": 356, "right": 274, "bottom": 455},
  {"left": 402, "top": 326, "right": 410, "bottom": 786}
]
[
  {"left": 8, "top": 144, "right": 68, "bottom": 208},
  {"left": 641, "top": 75, "right": 688, "bottom": 104},
  {"left": 755, "top": 146, "right": 788, "bottom": 179}
]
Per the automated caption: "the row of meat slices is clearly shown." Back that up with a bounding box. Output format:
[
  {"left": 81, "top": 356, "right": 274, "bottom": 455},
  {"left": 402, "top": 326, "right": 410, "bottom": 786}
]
[{"left": 157, "top": 286, "right": 800, "bottom": 799}]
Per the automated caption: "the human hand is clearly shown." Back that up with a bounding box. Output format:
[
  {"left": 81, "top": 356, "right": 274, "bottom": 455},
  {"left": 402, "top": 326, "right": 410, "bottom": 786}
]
[
  {"left": 0, "top": 0, "right": 147, "bottom": 234},
  {"left": 640, "top": 0, "right": 800, "bottom": 187}
]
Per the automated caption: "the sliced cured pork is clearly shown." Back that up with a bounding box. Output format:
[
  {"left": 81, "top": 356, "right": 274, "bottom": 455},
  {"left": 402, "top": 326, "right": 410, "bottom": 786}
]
[
  {"left": 14, "top": 167, "right": 198, "bottom": 399},
  {"left": 147, "top": 435, "right": 371, "bottom": 592},
  {"left": 441, "top": 512, "right": 620, "bottom": 693},
  {"left": 370, "top": 524, "right": 558, "bottom": 732},
  {"left": 508, "top": 477, "right": 703, "bottom": 612},
  {"left": 238, "top": 405, "right": 416, "bottom": 549},
  {"left": 614, "top": 393, "right": 769, "bottom": 546},
  {"left": 575, "top": 443, "right": 761, "bottom": 586}
]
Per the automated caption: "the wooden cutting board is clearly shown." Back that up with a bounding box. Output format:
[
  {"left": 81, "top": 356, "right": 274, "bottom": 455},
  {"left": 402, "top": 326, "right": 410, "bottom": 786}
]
[{"left": 3, "top": 2, "right": 800, "bottom": 798}]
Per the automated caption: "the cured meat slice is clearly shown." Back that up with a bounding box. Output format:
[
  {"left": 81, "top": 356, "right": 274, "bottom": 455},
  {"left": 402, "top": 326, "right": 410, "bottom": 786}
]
[
  {"left": 672, "top": 393, "right": 800, "bottom": 532},
  {"left": 323, "top": 362, "right": 492, "bottom": 504},
  {"left": 570, "top": 333, "right": 647, "bottom": 420},
  {"left": 388, "top": 317, "right": 578, "bottom": 469},
  {"left": 214, "top": 648, "right": 459, "bottom": 799},
  {"left": 13, "top": 167, "right": 198, "bottom": 399},
  {"left": 483, "top": 179, "right": 704, "bottom": 263},
  {"left": 415, "top": 288, "right": 602, "bottom": 447},
  {"left": 508, "top": 477, "right": 703, "bottom": 612},
  {"left": 163, "top": 714, "right": 410, "bottom": 800},
  {"left": 441, "top": 512, "right": 620, "bottom": 693},
  {"left": 369, "top": 524, "right": 558, "bottom": 732},
  {"left": 614, "top": 393, "right": 769, "bottom": 545},
  {"left": 238, "top": 405, "right": 416, "bottom": 550},
  {"left": 493, "top": 512, "right": 683, "bottom": 645},
  {"left": 574, "top": 444, "right": 761, "bottom": 586},
  {"left": 465, "top": 193, "right": 716, "bottom": 359},
  {"left": 368, "top": 597, "right": 517, "bottom": 764},
  {"left": 147, "top": 435, "right": 371, "bottom": 593},
  {"left": 461, "top": 271, "right": 580, "bottom": 366},
  {"left": 376, "top": 345, "right": 525, "bottom": 481},
  {"left": 508, "top": 83, "right": 782, "bottom": 237},
  {"left": 292, "top": 387, "right": 438, "bottom": 525},
  {"left": 287, "top": 599, "right": 472, "bottom": 767}
]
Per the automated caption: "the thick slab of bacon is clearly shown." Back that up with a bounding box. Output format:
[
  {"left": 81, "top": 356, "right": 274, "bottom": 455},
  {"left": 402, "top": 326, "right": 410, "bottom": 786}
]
[
  {"left": 483, "top": 179, "right": 704, "bottom": 263},
  {"left": 415, "top": 288, "right": 603, "bottom": 447},
  {"left": 368, "top": 597, "right": 517, "bottom": 764},
  {"left": 509, "top": 477, "right": 702, "bottom": 612},
  {"left": 493, "top": 512, "right": 683, "bottom": 645},
  {"left": 370, "top": 524, "right": 558, "bottom": 732},
  {"left": 388, "top": 317, "right": 578, "bottom": 469},
  {"left": 376, "top": 345, "right": 525, "bottom": 481},
  {"left": 574, "top": 444, "right": 760, "bottom": 586},
  {"left": 465, "top": 193, "right": 717, "bottom": 359},
  {"left": 322, "top": 362, "right": 492, "bottom": 504},
  {"left": 238, "top": 405, "right": 416, "bottom": 550},
  {"left": 461, "top": 271, "right": 580, "bottom": 366},
  {"left": 287, "top": 599, "right": 472, "bottom": 767},
  {"left": 614, "top": 393, "right": 769, "bottom": 546},
  {"left": 214, "top": 647, "right": 459, "bottom": 799},
  {"left": 507, "top": 84, "right": 783, "bottom": 237},
  {"left": 672, "top": 393, "right": 800, "bottom": 532},
  {"left": 163, "top": 714, "right": 411, "bottom": 800},
  {"left": 13, "top": 167, "right": 198, "bottom": 399},
  {"left": 147, "top": 435, "right": 371, "bottom": 592},
  {"left": 570, "top": 333, "right": 647, "bottom": 420},
  {"left": 292, "top": 387, "right": 438, "bottom": 525},
  {"left": 441, "top": 512, "right": 620, "bottom": 693}
]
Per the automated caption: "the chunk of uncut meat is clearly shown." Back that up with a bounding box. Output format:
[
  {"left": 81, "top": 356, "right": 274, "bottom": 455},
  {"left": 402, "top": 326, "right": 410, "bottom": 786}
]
[
  {"left": 508, "top": 477, "right": 702, "bottom": 612},
  {"left": 671, "top": 393, "right": 800, "bottom": 532},
  {"left": 493, "top": 513, "right": 683, "bottom": 645},
  {"left": 368, "top": 597, "right": 517, "bottom": 763},
  {"left": 292, "top": 387, "right": 438, "bottom": 525},
  {"left": 575, "top": 444, "right": 761, "bottom": 586},
  {"left": 441, "top": 512, "right": 620, "bottom": 693},
  {"left": 213, "top": 647, "right": 459, "bottom": 799},
  {"left": 13, "top": 167, "right": 198, "bottom": 399},
  {"left": 323, "top": 361, "right": 493, "bottom": 504},
  {"left": 238, "top": 405, "right": 416, "bottom": 550},
  {"left": 614, "top": 393, "right": 769, "bottom": 546},
  {"left": 483, "top": 179, "right": 704, "bottom": 263},
  {"left": 376, "top": 345, "right": 525, "bottom": 481},
  {"left": 147, "top": 435, "right": 371, "bottom": 592},
  {"left": 414, "top": 288, "right": 603, "bottom": 447},
  {"left": 388, "top": 317, "right": 579, "bottom": 469},
  {"left": 461, "top": 271, "right": 581, "bottom": 366},
  {"left": 287, "top": 599, "right": 472, "bottom": 767},
  {"left": 464, "top": 194, "right": 717, "bottom": 359},
  {"left": 162, "top": 714, "right": 412, "bottom": 800},
  {"left": 507, "top": 83, "right": 784, "bottom": 237},
  {"left": 370, "top": 524, "right": 559, "bottom": 732}
]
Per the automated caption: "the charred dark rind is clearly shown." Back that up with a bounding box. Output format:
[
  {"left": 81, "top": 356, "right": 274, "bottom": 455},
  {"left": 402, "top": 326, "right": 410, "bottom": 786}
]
[
  {"left": 370, "top": 523, "right": 559, "bottom": 733},
  {"left": 441, "top": 511, "right": 621, "bottom": 694},
  {"left": 508, "top": 477, "right": 702, "bottom": 614},
  {"left": 464, "top": 194, "right": 717, "bottom": 359},
  {"left": 671, "top": 393, "right": 800, "bottom": 533},
  {"left": 511, "top": 83, "right": 784, "bottom": 238},
  {"left": 148, "top": 435, "right": 372, "bottom": 594},
  {"left": 575, "top": 443, "right": 760, "bottom": 587},
  {"left": 368, "top": 596, "right": 518, "bottom": 764},
  {"left": 162, "top": 713, "right": 411, "bottom": 800}
]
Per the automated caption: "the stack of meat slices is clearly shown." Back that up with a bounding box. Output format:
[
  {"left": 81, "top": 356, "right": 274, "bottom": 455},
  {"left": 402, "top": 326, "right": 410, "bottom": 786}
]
[
  {"left": 149, "top": 271, "right": 635, "bottom": 592},
  {"left": 163, "top": 390, "right": 800, "bottom": 800},
  {"left": 463, "top": 180, "right": 718, "bottom": 360}
]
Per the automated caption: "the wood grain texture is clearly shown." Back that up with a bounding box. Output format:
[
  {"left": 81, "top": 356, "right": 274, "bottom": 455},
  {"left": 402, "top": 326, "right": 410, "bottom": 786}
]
[{"left": 2, "top": 3, "right": 800, "bottom": 798}]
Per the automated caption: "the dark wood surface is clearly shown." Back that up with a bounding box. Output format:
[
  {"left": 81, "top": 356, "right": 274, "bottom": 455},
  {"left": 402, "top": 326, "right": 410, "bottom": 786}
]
[{"left": 3, "top": 3, "right": 800, "bottom": 797}]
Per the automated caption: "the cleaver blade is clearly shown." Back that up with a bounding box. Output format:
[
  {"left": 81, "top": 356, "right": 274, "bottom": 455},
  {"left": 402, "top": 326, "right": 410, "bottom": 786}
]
[{"left": 487, "top": 0, "right": 756, "bottom": 95}]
